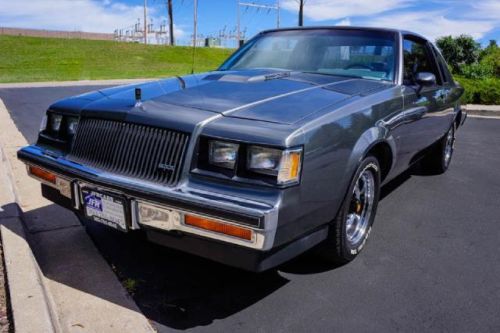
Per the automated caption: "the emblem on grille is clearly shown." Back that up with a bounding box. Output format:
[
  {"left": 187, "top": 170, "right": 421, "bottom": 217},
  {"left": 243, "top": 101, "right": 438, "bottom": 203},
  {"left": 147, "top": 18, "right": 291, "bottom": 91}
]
[{"left": 158, "top": 163, "right": 175, "bottom": 172}]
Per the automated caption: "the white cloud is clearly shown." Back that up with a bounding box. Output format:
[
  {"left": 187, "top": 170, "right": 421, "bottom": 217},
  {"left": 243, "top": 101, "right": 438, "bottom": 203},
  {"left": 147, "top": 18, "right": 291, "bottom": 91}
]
[
  {"left": 281, "top": 0, "right": 412, "bottom": 21},
  {"left": 335, "top": 18, "right": 352, "bottom": 26},
  {"left": 361, "top": 10, "right": 496, "bottom": 40},
  {"left": 0, "top": 0, "right": 185, "bottom": 38},
  {"left": 469, "top": 0, "right": 500, "bottom": 21}
]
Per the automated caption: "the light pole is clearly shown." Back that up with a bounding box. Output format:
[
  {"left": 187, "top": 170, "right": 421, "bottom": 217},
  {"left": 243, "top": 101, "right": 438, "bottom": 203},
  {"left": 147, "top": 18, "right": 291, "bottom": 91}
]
[
  {"left": 298, "top": 0, "right": 304, "bottom": 27},
  {"left": 144, "top": 0, "right": 148, "bottom": 44}
]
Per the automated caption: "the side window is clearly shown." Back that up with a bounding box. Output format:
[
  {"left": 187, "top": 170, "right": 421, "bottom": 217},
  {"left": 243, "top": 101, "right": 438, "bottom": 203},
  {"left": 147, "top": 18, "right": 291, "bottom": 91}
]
[{"left": 403, "top": 38, "right": 441, "bottom": 85}]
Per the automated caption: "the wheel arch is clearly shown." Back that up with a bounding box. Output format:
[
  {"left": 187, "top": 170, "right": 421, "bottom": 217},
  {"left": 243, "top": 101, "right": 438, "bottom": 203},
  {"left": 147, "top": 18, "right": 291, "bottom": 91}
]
[
  {"left": 347, "top": 126, "right": 396, "bottom": 184},
  {"left": 364, "top": 141, "right": 394, "bottom": 182}
]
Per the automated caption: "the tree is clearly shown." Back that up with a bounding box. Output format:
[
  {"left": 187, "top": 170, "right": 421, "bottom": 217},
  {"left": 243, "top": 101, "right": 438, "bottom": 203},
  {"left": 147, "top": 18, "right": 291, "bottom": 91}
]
[
  {"left": 436, "top": 35, "right": 481, "bottom": 73},
  {"left": 480, "top": 39, "right": 498, "bottom": 60}
]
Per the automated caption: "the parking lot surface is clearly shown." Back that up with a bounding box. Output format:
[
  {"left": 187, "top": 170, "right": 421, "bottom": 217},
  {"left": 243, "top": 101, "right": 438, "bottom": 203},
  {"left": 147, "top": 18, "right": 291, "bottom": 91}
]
[{"left": 1, "top": 86, "right": 499, "bottom": 332}]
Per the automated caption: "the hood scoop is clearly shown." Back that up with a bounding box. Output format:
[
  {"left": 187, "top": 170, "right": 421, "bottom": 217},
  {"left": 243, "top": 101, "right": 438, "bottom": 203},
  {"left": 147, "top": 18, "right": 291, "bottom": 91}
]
[{"left": 204, "top": 71, "right": 292, "bottom": 83}]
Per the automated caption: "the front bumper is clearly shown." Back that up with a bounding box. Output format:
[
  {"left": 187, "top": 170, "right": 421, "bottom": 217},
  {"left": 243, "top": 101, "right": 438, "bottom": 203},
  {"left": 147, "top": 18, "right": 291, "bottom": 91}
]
[
  {"left": 18, "top": 144, "right": 329, "bottom": 271},
  {"left": 19, "top": 145, "right": 277, "bottom": 249}
]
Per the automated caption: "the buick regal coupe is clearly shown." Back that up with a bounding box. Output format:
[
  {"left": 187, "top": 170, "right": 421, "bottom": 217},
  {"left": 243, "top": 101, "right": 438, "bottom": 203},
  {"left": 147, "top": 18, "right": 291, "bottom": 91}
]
[{"left": 18, "top": 27, "right": 466, "bottom": 271}]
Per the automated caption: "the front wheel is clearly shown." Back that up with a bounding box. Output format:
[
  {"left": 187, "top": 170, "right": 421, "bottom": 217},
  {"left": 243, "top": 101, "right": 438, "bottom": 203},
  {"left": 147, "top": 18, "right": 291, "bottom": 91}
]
[{"left": 317, "top": 156, "right": 381, "bottom": 264}]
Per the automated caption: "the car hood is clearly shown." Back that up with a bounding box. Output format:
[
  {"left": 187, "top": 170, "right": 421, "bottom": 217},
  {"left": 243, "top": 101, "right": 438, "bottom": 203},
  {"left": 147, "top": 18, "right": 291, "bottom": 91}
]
[{"left": 51, "top": 69, "right": 393, "bottom": 126}]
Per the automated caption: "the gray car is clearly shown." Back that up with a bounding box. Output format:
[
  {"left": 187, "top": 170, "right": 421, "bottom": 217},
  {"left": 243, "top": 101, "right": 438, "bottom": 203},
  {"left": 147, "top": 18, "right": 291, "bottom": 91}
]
[{"left": 18, "top": 27, "right": 466, "bottom": 271}]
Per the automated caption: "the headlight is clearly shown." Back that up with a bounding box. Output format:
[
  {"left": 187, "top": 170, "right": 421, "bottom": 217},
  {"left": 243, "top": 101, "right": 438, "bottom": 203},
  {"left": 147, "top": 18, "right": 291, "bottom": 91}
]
[
  {"left": 209, "top": 141, "right": 239, "bottom": 169},
  {"left": 66, "top": 117, "right": 79, "bottom": 136},
  {"left": 49, "top": 113, "right": 63, "bottom": 132},
  {"left": 248, "top": 146, "right": 302, "bottom": 185},
  {"left": 247, "top": 146, "right": 282, "bottom": 175}
]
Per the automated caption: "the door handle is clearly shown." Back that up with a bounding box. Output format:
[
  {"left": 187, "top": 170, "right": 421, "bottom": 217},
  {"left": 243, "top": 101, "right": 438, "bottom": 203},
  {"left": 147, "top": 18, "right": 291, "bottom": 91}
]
[{"left": 404, "top": 106, "right": 427, "bottom": 120}]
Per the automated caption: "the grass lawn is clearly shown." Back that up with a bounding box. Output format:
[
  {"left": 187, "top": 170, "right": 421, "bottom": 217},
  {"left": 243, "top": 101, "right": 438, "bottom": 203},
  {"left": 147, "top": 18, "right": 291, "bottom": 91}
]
[{"left": 0, "top": 35, "right": 234, "bottom": 83}]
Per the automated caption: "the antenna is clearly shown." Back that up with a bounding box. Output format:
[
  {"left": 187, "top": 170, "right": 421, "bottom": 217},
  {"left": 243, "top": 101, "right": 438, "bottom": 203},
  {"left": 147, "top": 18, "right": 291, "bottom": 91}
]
[{"left": 191, "top": 0, "right": 198, "bottom": 74}]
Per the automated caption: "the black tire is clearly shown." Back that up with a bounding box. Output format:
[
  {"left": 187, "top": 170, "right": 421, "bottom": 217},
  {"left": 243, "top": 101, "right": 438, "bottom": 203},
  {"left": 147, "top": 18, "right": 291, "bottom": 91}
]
[
  {"left": 421, "top": 124, "right": 456, "bottom": 175},
  {"left": 317, "top": 156, "right": 381, "bottom": 264}
]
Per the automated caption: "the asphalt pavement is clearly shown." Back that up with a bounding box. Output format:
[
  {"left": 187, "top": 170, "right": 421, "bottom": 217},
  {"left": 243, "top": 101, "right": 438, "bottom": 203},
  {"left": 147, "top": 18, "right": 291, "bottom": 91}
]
[{"left": 1, "top": 86, "right": 499, "bottom": 332}]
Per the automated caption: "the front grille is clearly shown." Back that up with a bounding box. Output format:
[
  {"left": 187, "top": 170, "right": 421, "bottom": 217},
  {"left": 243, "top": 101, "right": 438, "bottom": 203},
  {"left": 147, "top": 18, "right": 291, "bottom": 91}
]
[{"left": 68, "top": 118, "right": 190, "bottom": 186}]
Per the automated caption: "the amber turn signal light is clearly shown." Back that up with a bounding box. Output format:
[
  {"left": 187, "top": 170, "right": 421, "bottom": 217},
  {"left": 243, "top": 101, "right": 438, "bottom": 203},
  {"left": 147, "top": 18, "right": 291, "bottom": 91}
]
[
  {"left": 184, "top": 215, "right": 253, "bottom": 241},
  {"left": 28, "top": 166, "right": 57, "bottom": 184}
]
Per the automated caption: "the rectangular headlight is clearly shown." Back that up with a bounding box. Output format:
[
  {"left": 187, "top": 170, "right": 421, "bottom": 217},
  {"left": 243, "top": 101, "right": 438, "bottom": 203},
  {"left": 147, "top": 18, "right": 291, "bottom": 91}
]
[
  {"left": 208, "top": 140, "right": 239, "bottom": 169},
  {"left": 247, "top": 146, "right": 282, "bottom": 175},
  {"left": 248, "top": 146, "right": 302, "bottom": 185},
  {"left": 66, "top": 117, "right": 79, "bottom": 136},
  {"left": 49, "top": 113, "right": 63, "bottom": 132}
]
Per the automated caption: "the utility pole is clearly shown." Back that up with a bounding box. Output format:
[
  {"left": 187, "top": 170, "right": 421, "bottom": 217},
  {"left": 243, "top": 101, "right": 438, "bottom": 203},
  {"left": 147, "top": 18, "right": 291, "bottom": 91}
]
[
  {"left": 143, "top": 0, "right": 148, "bottom": 44},
  {"left": 167, "top": 0, "right": 174, "bottom": 45},
  {"left": 193, "top": 0, "right": 198, "bottom": 47},
  {"left": 237, "top": 0, "right": 241, "bottom": 45},
  {"left": 277, "top": 0, "right": 280, "bottom": 28},
  {"left": 191, "top": 0, "right": 198, "bottom": 73},
  {"left": 298, "top": 0, "right": 304, "bottom": 27}
]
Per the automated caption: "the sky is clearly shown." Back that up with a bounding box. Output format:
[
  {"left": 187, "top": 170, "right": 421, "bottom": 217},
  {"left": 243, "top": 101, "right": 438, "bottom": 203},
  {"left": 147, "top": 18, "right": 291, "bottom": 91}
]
[{"left": 0, "top": 0, "right": 498, "bottom": 45}]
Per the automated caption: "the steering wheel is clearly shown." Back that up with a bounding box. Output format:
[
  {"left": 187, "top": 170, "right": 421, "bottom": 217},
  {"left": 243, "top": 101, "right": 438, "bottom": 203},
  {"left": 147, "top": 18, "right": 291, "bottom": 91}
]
[{"left": 344, "top": 63, "right": 373, "bottom": 70}]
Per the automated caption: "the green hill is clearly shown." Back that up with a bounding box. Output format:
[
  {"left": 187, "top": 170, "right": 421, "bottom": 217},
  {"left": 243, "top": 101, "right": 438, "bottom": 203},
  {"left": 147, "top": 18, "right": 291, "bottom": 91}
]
[{"left": 0, "top": 35, "right": 234, "bottom": 83}]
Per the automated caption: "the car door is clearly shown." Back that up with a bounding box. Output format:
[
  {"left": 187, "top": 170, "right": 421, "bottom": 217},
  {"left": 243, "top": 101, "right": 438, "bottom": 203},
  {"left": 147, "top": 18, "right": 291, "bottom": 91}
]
[
  {"left": 430, "top": 44, "right": 459, "bottom": 133},
  {"left": 390, "top": 35, "right": 448, "bottom": 174}
]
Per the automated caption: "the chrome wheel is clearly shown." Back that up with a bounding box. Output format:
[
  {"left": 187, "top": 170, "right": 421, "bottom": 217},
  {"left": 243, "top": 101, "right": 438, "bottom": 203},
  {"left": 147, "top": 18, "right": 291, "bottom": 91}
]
[
  {"left": 345, "top": 167, "right": 375, "bottom": 246},
  {"left": 444, "top": 127, "right": 454, "bottom": 167}
]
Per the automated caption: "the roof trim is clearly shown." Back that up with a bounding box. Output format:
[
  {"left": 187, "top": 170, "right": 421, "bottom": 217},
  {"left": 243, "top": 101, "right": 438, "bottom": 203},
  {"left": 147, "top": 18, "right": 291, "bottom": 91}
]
[{"left": 259, "top": 26, "right": 430, "bottom": 42}]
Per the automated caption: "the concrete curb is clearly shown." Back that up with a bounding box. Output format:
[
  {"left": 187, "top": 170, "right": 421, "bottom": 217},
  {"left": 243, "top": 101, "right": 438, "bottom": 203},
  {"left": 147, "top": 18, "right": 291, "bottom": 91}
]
[
  {"left": 0, "top": 97, "right": 155, "bottom": 332},
  {"left": 0, "top": 144, "right": 59, "bottom": 332},
  {"left": 463, "top": 105, "right": 500, "bottom": 118},
  {"left": 0, "top": 78, "right": 155, "bottom": 89}
]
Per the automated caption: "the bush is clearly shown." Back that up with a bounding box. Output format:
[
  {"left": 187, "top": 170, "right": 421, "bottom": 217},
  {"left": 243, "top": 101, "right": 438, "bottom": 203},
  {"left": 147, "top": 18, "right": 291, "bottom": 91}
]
[
  {"left": 460, "top": 62, "right": 494, "bottom": 79},
  {"left": 455, "top": 76, "right": 500, "bottom": 105},
  {"left": 480, "top": 48, "right": 500, "bottom": 77}
]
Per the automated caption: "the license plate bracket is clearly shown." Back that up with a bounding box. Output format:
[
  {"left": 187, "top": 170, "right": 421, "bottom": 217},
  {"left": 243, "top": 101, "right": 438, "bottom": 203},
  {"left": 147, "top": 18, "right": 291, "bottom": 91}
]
[{"left": 81, "top": 187, "right": 128, "bottom": 232}]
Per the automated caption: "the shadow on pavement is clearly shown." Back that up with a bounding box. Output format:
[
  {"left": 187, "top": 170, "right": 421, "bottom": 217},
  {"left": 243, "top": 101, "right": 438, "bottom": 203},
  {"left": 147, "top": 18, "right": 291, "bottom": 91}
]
[
  {"left": 78, "top": 169, "right": 417, "bottom": 329},
  {"left": 81, "top": 219, "right": 289, "bottom": 330},
  {"left": 10, "top": 169, "right": 416, "bottom": 330}
]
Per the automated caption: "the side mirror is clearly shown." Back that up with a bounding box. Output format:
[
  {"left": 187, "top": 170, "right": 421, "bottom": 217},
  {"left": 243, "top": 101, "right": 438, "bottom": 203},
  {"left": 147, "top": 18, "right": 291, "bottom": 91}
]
[
  {"left": 415, "top": 72, "right": 436, "bottom": 87},
  {"left": 415, "top": 72, "right": 436, "bottom": 95}
]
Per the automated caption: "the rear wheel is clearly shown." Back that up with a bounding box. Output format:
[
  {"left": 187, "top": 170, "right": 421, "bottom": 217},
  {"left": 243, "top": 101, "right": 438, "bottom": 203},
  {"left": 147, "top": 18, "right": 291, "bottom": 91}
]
[
  {"left": 421, "top": 124, "right": 455, "bottom": 174},
  {"left": 317, "top": 156, "right": 381, "bottom": 264}
]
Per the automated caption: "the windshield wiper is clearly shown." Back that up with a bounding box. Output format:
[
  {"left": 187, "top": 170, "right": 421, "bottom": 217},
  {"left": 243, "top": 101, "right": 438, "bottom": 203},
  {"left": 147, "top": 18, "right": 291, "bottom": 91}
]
[{"left": 300, "top": 71, "right": 362, "bottom": 79}]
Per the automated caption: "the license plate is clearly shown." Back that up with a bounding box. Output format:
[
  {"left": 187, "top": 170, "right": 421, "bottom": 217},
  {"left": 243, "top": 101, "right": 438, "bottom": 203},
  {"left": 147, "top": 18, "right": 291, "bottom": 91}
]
[{"left": 81, "top": 188, "right": 127, "bottom": 231}]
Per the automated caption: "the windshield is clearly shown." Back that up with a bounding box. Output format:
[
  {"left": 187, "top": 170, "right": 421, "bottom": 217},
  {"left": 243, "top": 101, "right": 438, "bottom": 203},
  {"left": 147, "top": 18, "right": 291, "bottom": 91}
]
[{"left": 220, "top": 29, "right": 397, "bottom": 82}]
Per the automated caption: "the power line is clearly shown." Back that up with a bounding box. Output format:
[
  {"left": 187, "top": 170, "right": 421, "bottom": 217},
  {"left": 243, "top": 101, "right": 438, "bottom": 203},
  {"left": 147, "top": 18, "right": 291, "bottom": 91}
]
[{"left": 237, "top": 1, "right": 280, "bottom": 45}]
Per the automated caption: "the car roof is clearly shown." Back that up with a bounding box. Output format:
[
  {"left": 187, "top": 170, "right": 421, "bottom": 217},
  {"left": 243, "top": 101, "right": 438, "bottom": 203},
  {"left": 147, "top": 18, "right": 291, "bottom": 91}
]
[{"left": 260, "top": 26, "right": 429, "bottom": 42}]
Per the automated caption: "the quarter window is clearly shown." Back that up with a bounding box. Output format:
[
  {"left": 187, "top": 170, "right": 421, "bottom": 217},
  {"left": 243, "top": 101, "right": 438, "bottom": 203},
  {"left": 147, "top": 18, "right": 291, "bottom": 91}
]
[{"left": 434, "top": 47, "right": 452, "bottom": 84}]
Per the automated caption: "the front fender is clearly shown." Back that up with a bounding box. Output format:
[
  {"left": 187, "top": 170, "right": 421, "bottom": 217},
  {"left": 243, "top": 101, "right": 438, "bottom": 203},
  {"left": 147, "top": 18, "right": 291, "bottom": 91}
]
[{"left": 344, "top": 125, "right": 396, "bottom": 187}]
